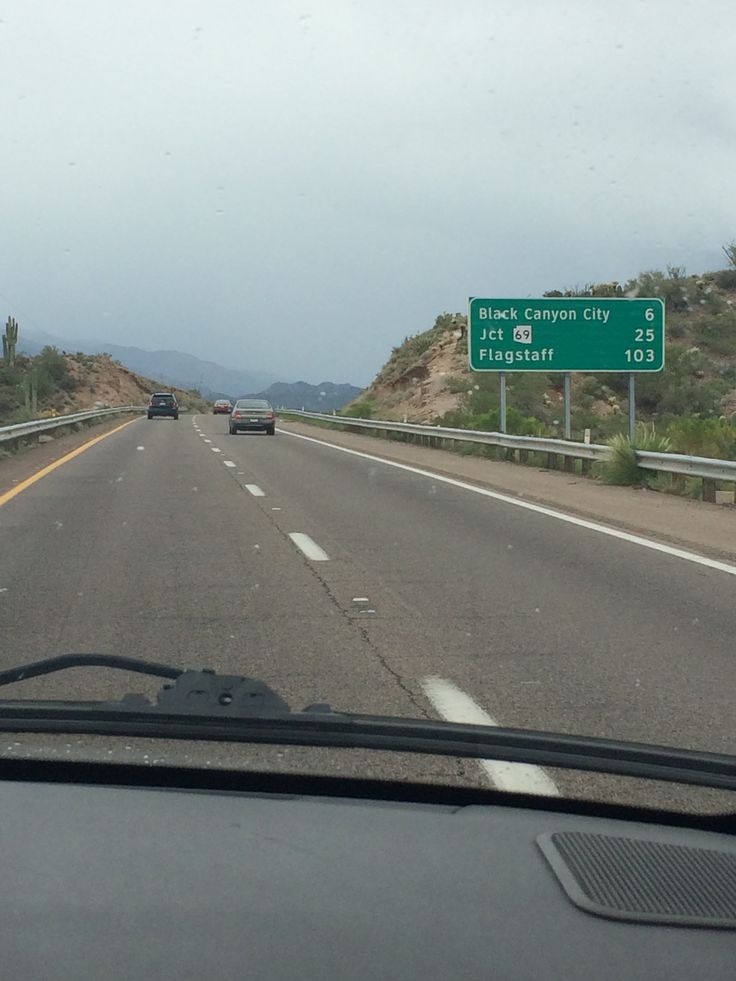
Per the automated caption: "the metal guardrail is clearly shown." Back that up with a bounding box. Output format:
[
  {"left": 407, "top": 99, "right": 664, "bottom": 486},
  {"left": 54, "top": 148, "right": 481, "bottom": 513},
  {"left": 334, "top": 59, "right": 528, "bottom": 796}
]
[
  {"left": 278, "top": 409, "right": 736, "bottom": 499},
  {"left": 0, "top": 406, "right": 145, "bottom": 445},
  {"left": 281, "top": 409, "right": 606, "bottom": 459}
]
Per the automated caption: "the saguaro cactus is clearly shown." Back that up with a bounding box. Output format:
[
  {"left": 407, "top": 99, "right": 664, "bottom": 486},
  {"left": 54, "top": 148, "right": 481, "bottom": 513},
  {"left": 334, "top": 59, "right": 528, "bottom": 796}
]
[
  {"left": 3, "top": 316, "right": 19, "bottom": 367},
  {"left": 23, "top": 367, "right": 38, "bottom": 415}
]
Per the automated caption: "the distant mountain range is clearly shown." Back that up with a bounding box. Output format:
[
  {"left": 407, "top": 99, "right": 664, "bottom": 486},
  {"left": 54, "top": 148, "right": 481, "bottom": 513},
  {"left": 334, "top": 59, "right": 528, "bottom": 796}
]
[
  {"left": 246, "top": 381, "right": 364, "bottom": 412},
  {"left": 17, "top": 328, "right": 277, "bottom": 399},
  {"left": 15, "top": 327, "right": 363, "bottom": 409}
]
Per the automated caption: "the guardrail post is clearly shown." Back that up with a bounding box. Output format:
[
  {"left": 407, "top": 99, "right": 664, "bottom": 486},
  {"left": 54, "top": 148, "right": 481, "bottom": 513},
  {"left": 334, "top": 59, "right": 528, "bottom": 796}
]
[
  {"left": 702, "top": 478, "right": 717, "bottom": 503},
  {"left": 546, "top": 453, "right": 557, "bottom": 470},
  {"left": 563, "top": 455, "right": 575, "bottom": 473},
  {"left": 519, "top": 449, "right": 529, "bottom": 465},
  {"left": 581, "top": 459, "right": 592, "bottom": 476}
]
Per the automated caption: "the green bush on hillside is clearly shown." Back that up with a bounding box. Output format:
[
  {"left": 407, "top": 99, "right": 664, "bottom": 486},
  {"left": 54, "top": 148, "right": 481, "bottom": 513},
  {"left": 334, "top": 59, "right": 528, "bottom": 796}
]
[
  {"left": 341, "top": 400, "right": 375, "bottom": 419},
  {"left": 692, "top": 310, "right": 736, "bottom": 356},
  {"left": 35, "top": 346, "right": 76, "bottom": 399},
  {"left": 435, "top": 405, "right": 550, "bottom": 437},
  {"left": 666, "top": 416, "right": 736, "bottom": 459},
  {"left": 714, "top": 269, "right": 736, "bottom": 290},
  {"left": 637, "top": 345, "right": 728, "bottom": 416}
]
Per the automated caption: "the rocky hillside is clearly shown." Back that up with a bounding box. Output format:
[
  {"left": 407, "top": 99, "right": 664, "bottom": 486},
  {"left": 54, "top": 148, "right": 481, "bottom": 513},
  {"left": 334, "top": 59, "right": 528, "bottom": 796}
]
[
  {"left": 17, "top": 328, "right": 276, "bottom": 400},
  {"left": 0, "top": 342, "right": 208, "bottom": 425},
  {"left": 345, "top": 313, "right": 467, "bottom": 423},
  {"left": 346, "top": 265, "right": 736, "bottom": 450}
]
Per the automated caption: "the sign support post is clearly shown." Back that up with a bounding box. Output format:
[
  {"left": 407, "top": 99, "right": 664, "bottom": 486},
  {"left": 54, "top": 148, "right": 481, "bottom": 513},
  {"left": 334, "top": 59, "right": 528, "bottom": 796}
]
[
  {"left": 499, "top": 372, "right": 507, "bottom": 433},
  {"left": 563, "top": 373, "right": 572, "bottom": 440},
  {"left": 628, "top": 373, "right": 636, "bottom": 442}
]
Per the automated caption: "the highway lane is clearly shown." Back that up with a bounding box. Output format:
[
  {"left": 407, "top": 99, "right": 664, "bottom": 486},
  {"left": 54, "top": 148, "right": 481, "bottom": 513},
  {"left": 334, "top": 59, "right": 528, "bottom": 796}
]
[
  {"left": 0, "top": 414, "right": 470, "bottom": 785},
  {"left": 1, "top": 411, "right": 735, "bottom": 809},
  {"left": 199, "top": 413, "right": 736, "bottom": 807}
]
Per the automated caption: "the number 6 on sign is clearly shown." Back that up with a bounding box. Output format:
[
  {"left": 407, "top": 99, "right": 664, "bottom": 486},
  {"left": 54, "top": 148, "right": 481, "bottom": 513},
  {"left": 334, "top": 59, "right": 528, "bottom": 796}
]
[{"left": 513, "top": 325, "right": 533, "bottom": 344}]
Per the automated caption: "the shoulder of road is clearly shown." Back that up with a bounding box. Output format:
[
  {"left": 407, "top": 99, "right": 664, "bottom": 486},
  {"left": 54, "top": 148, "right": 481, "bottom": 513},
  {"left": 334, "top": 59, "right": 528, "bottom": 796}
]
[
  {"left": 278, "top": 419, "right": 736, "bottom": 563},
  {"left": 0, "top": 417, "right": 137, "bottom": 498}
]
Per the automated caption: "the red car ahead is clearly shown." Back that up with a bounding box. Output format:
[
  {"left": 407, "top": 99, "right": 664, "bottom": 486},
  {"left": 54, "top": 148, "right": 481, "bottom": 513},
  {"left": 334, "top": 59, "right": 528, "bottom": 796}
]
[{"left": 212, "top": 399, "right": 233, "bottom": 414}]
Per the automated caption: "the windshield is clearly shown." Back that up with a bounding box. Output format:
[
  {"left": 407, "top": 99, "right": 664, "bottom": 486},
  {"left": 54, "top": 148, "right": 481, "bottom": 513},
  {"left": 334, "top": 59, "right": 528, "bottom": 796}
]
[{"left": 1, "top": 2, "right": 735, "bottom": 814}]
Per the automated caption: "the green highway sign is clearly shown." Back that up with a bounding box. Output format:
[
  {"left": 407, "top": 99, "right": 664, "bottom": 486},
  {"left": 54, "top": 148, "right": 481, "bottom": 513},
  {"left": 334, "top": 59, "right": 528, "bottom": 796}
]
[{"left": 468, "top": 297, "right": 665, "bottom": 372}]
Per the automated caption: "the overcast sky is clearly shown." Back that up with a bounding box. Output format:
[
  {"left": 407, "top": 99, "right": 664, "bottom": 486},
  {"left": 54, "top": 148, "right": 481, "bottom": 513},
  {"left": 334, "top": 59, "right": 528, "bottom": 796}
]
[{"left": 1, "top": 1, "right": 734, "bottom": 385}]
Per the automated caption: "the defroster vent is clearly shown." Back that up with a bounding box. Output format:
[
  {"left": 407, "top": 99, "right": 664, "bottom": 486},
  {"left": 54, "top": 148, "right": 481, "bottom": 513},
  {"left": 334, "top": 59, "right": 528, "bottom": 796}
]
[{"left": 537, "top": 831, "right": 736, "bottom": 928}]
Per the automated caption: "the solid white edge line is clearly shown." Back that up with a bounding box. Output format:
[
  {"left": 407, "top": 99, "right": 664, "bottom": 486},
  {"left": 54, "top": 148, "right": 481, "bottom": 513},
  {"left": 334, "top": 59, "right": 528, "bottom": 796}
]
[
  {"left": 224, "top": 461, "right": 236, "bottom": 468},
  {"left": 421, "top": 677, "right": 559, "bottom": 797},
  {"left": 277, "top": 428, "right": 736, "bottom": 577},
  {"left": 288, "top": 532, "right": 330, "bottom": 561},
  {"left": 245, "top": 484, "right": 265, "bottom": 496}
]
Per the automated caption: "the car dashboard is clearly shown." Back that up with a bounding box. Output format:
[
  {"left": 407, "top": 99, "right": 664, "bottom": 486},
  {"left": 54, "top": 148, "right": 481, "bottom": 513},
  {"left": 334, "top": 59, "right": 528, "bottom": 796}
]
[{"left": 1, "top": 765, "right": 734, "bottom": 980}]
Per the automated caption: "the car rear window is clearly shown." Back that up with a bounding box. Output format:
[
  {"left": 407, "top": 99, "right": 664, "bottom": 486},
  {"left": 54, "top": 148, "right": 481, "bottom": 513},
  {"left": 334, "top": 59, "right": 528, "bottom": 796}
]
[
  {"left": 152, "top": 396, "right": 174, "bottom": 404},
  {"left": 236, "top": 400, "right": 270, "bottom": 409}
]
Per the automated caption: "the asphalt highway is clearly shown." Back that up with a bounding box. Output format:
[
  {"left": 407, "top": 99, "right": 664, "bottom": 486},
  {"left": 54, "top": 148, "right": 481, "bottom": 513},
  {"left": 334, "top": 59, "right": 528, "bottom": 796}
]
[{"left": 1, "top": 412, "right": 735, "bottom": 811}]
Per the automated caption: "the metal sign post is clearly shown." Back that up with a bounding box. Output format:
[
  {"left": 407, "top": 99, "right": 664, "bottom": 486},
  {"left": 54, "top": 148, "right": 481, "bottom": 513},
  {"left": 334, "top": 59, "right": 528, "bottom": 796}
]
[
  {"left": 499, "top": 372, "right": 507, "bottom": 433},
  {"left": 628, "top": 373, "right": 636, "bottom": 441},
  {"left": 563, "top": 373, "right": 572, "bottom": 439}
]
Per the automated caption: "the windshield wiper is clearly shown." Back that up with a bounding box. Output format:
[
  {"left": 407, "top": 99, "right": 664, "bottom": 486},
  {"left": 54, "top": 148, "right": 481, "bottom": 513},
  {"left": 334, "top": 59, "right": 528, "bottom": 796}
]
[
  {"left": 0, "top": 653, "right": 183, "bottom": 687},
  {"left": 0, "top": 654, "right": 735, "bottom": 793}
]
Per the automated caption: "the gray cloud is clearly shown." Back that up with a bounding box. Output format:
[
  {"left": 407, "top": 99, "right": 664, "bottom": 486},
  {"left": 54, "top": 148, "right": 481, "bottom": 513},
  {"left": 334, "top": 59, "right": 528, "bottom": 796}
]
[{"left": 1, "top": 0, "right": 735, "bottom": 385}]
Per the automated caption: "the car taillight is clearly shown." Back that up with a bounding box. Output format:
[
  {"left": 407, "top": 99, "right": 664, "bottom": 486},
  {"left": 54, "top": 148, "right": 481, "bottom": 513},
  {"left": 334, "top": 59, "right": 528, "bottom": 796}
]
[
  {"left": 233, "top": 411, "right": 241, "bottom": 418},
  {"left": 266, "top": 411, "right": 274, "bottom": 419}
]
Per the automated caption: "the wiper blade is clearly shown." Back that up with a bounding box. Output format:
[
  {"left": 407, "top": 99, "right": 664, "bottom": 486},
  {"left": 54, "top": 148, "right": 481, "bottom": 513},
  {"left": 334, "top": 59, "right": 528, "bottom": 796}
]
[
  {"left": 0, "top": 653, "right": 183, "bottom": 688},
  {"left": 0, "top": 655, "right": 735, "bottom": 794}
]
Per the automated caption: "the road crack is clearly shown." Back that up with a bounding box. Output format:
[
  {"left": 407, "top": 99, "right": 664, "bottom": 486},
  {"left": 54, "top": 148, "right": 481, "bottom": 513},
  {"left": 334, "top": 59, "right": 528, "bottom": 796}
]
[{"left": 294, "top": 555, "right": 431, "bottom": 719}]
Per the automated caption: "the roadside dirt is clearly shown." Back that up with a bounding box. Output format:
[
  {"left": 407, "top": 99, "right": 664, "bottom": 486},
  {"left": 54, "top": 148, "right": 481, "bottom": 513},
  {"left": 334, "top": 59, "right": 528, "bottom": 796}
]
[{"left": 279, "top": 419, "right": 736, "bottom": 563}]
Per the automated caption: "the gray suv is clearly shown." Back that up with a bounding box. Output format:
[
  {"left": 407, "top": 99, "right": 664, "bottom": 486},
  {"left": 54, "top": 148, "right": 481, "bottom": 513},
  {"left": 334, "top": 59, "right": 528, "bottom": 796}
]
[{"left": 147, "top": 393, "right": 179, "bottom": 420}]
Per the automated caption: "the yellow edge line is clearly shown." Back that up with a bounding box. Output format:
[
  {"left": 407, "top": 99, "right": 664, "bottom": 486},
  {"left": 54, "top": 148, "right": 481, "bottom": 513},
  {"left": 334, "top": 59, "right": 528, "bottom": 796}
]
[{"left": 0, "top": 417, "right": 140, "bottom": 509}]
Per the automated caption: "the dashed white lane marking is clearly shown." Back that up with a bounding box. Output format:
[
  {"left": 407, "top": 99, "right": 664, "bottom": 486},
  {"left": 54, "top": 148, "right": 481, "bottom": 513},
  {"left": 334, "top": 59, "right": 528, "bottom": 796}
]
[
  {"left": 271, "top": 507, "right": 282, "bottom": 511},
  {"left": 211, "top": 447, "right": 221, "bottom": 453},
  {"left": 136, "top": 446, "right": 144, "bottom": 451},
  {"left": 288, "top": 532, "right": 330, "bottom": 561},
  {"left": 353, "top": 597, "right": 370, "bottom": 603},
  {"left": 278, "top": 429, "right": 736, "bottom": 578},
  {"left": 421, "top": 677, "right": 560, "bottom": 797},
  {"left": 224, "top": 460, "right": 236, "bottom": 468},
  {"left": 245, "top": 484, "right": 265, "bottom": 496},
  {"left": 203, "top": 439, "right": 212, "bottom": 444}
]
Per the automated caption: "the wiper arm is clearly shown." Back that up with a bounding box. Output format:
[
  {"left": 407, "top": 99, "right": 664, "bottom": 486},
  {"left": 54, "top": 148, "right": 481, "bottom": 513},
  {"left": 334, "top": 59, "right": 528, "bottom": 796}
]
[
  {"left": 0, "top": 653, "right": 290, "bottom": 715},
  {"left": 0, "top": 655, "right": 735, "bottom": 794},
  {"left": 0, "top": 653, "right": 183, "bottom": 688}
]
